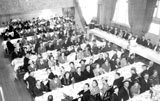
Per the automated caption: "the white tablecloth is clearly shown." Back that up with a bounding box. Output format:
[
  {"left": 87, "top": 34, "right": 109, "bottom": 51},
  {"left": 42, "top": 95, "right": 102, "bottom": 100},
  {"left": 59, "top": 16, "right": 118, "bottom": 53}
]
[
  {"left": 11, "top": 41, "right": 106, "bottom": 72},
  {"left": 89, "top": 29, "right": 160, "bottom": 65},
  {"left": 35, "top": 62, "right": 144, "bottom": 101},
  {"left": 31, "top": 50, "right": 121, "bottom": 81}
]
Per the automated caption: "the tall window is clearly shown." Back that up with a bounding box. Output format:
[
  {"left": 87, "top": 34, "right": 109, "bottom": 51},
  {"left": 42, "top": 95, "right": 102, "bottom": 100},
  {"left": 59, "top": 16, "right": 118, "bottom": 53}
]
[
  {"left": 112, "top": 0, "right": 130, "bottom": 27},
  {"left": 78, "top": 0, "right": 98, "bottom": 24},
  {"left": 149, "top": 1, "right": 160, "bottom": 35}
]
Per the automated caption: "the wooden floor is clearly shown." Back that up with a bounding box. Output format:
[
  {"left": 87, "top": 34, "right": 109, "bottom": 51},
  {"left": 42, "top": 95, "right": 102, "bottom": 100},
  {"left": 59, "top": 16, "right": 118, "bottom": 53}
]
[{"left": 0, "top": 39, "right": 32, "bottom": 101}]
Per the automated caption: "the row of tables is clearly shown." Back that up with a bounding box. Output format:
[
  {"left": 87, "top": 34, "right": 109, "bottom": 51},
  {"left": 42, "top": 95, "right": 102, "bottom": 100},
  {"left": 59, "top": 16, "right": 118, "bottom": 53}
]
[
  {"left": 35, "top": 62, "right": 144, "bottom": 101},
  {"left": 88, "top": 28, "right": 160, "bottom": 101},
  {"left": 89, "top": 28, "right": 160, "bottom": 65}
]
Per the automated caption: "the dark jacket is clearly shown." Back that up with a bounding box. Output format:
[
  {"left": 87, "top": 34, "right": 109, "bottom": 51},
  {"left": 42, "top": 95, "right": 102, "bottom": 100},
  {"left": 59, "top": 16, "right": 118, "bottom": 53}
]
[{"left": 118, "top": 87, "right": 130, "bottom": 101}]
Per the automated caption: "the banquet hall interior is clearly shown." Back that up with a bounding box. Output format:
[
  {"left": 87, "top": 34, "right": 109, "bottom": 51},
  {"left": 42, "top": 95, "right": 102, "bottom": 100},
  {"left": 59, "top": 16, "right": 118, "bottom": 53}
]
[{"left": 1, "top": 0, "right": 160, "bottom": 101}]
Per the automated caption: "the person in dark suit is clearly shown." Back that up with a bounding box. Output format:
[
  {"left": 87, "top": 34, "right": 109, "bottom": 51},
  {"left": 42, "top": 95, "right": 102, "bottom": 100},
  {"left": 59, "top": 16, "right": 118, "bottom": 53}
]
[
  {"left": 83, "top": 65, "right": 94, "bottom": 80},
  {"left": 146, "top": 39, "right": 153, "bottom": 49},
  {"left": 113, "top": 73, "right": 124, "bottom": 89},
  {"left": 6, "top": 38, "right": 15, "bottom": 54},
  {"left": 140, "top": 73, "right": 151, "bottom": 93},
  {"left": 111, "top": 87, "right": 120, "bottom": 101},
  {"left": 36, "top": 58, "right": 49, "bottom": 70},
  {"left": 147, "top": 61, "right": 155, "bottom": 76},
  {"left": 78, "top": 83, "right": 91, "bottom": 101},
  {"left": 118, "top": 81, "right": 131, "bottom": 101},
  {"left": 23, "top": 53, "right": 30, "bottom": 72},
  {"left": 92, "top": 40, "right": 99, "bottom": 55},
  {"left": 95, "top": 54, "right": 105, "bottom": 67},
  {"left": 140, "top": 36, "right": 147, "bottom": 47},
  {"left": 73, "top": 67, "right": 84, "bottom": 83},
  {"left": 25, "top": 72, "right": 36, "bottom": 95}
]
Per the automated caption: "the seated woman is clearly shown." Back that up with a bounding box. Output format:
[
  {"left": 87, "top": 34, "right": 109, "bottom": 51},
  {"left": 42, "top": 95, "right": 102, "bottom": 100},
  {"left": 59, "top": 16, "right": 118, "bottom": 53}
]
[
  {"left": 83, "top": 65, "right": 94, "bottom": 80},
  {"left": 76, "top": 48, "right": 84, "bottom": 60},
  {"left": 127, "top": 54, "right": 135, "bottom": 65},
  {"left": 49, "top": 75, "right": 62, "bottom": 90},
  {"left": 28, "top": 60, "right": 37, "bottom": 72},
  {"left": 93, "top": 64, "right": 106, "bottom": 76},
  {"left": 48, "top": 55, "right": 56, "bottom": 68},
  {"left": 61, "top": 72, "right": 72, "bottom": 86},
  {"left": 90, "top": 80, "right": 101, "bottom": 100},
  {"left": 78, "top": 83, "right": 91, "bottom": 101},
  {"left": 73, "top": 67, "right": 84, "bottom": 83},
  {"left": 130, "top": 67, "right": 139, "bottom": 84},
  {"left": 120, "top": 54, "right": 128, "bottom": 67},
  {"left": 149, "top": 70, "right": 160, "bottom": 87},
  {"left": 58, "top": 52, "right": 67, "bottom": 64},
  {"left": 83, "top": 46, "right": 91, "bottom": 57},
  {"left": 36, "top": 58, "right": 49, "bottom": 70},
  {"left": 130, "top": 80, "right": 141, "bottom": 97},
  {"left": 100, "top": 78, "right": 111, "bottom": 98},
  {"left": 101, "top": 59, "right": 111, "bottom": 72}
]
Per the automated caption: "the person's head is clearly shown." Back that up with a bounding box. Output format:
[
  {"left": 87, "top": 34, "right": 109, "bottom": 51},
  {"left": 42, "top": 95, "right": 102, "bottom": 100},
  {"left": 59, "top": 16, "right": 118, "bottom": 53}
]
[
  {"left": 130, "top": 54, "right": 135, "bottom": 59},
  {"left": 102, "top": 79, "right": 108, "bottom": 85},
  {"left": 69, "top": 62, "right": 74, "bottom": 67},
  {"left": 142, "top": 65, "right": 147, "bottom": 70},
  {"left": 85, "top": 65, "right": 90, "bottom": 72},
  {"left": 153, "top": 70, "right": 158, "bottom": 77},
  {"left": 144, "top": 73, "right": 149, "bottom": 80},
  {"left": 79, "top": 59, "right": 86, "bottom": 65},
  {"left": 48, "top": 95, "right": 53, "bottom": 101},
  {"left": 36, "top": 81, "right": 41, "bottom": 89},
  {"left": 123, "top": 81, "right": 129, "bottom": 88},
  {"left": 61, "top": 52, "right": 65, "bottom": 57},
  {"left": 96, "top": 63, "right": 100, "bottom": 69},
  {"left": 77, "top": 67, "right": 81, "bottom": 73},
  {"left": 133, "top": 80, "right": 139, "bottom": 87},
  {"left": 65, "top": 72, "right": 70, "bottom": 79},
  {"left": 84, "top": 83, "right": 90, "bottom": 91},
  {"left": 47, "top": 68, "right": 52, "bottom": 74},
  {"left": 54, "top": 75, "right": 58, "bottom": 81},
  {"left": 148, "top": 61, "right": 154, "bottom": 67},
  {"left": 114, "top": 87, "right": 119, "bottom": 94},
  {"left": 105, "top": 60, "right": 109, "bottom": 65},
  {"left": 89, "top": 58, "right": 94, "bottom": 64},
  {"left": 115, "top": 72, "right": 120, "bottom": 79},
  {"left": 99, "top": 54, "right": 103, "bottom": 59},
  {"left": 92, "top": 80, "right": 98, "bottom": 88},
  {"left": 131, "top": 67, "right": 137, "bottom": 74}
]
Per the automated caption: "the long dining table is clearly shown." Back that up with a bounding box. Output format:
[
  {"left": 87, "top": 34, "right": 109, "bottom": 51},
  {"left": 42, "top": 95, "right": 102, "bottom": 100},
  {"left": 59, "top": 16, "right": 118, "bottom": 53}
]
[
  {"left": 11, "top": 40, "right": 106, "bottom": 72},
  {"left": 89, "top": 28, "right": 160, "bottom": 65},
  {"left": 34, "top": 62, "right": 144, "bottom": 101},
  {"left": 2, "top": 32, "right": 55, "bottom": 50}
]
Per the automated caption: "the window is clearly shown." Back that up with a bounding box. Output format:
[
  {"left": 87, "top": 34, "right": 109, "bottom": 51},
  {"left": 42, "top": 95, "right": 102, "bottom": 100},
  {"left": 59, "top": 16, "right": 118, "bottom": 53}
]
[
  {"left": 153, "top": 1, "right": 160, "bottom": 18},
  {"left": 148, "top": 1, "right": 160, "bottom": 35},
  {"left": 78, "top": 0, "right": 98, "bottom": 24},
  {"left": 148, "top": 23, "right": 160, "bottom": 35},
  {"left": 112, "top": 0, "right": 130, "bottom": 27}
]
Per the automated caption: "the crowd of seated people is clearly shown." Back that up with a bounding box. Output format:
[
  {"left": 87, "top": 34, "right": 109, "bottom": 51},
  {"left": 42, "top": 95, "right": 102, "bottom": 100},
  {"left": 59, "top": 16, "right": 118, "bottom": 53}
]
[
  {"left": 22, "top": 35, "right": 148, "bottom": 99},
  {"left": 99, "top": 25, "right": 160, "bottom": 53},
  {"left": 1, "top": 17, "right": 74, "bottom": 40},
  {"left": 74, "top": 61, "right": 160, "bottom": 101},
  {"left": 6, "top": 16, "right": 80, "bottom": 60}
]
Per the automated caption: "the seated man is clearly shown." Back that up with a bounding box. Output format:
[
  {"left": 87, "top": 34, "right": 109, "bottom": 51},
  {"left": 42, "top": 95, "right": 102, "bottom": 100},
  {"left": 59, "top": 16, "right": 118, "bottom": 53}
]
[
  {"left": 49, "top": 75, "right": 62, "bottom": 90},
  {"left": 33, "top": 81, "right": 47, "bottom": 97},
  {"left": 118, "top": 81, "right": 131, "bottom": 101},
  {"left": 92, "top": 40, "right": 99, "bottom": 55},
  {"left": 94, "top": 54, "right": 105, "bottom": 67},
  {"left": 78, "top": 83, "right": 91, "bottom": 101},
  {"left": 36, "top": 58, "right": 49, "bottom": 70},
  {"left": 113, "top": 72, "right": 124, "bottom": 88}
]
